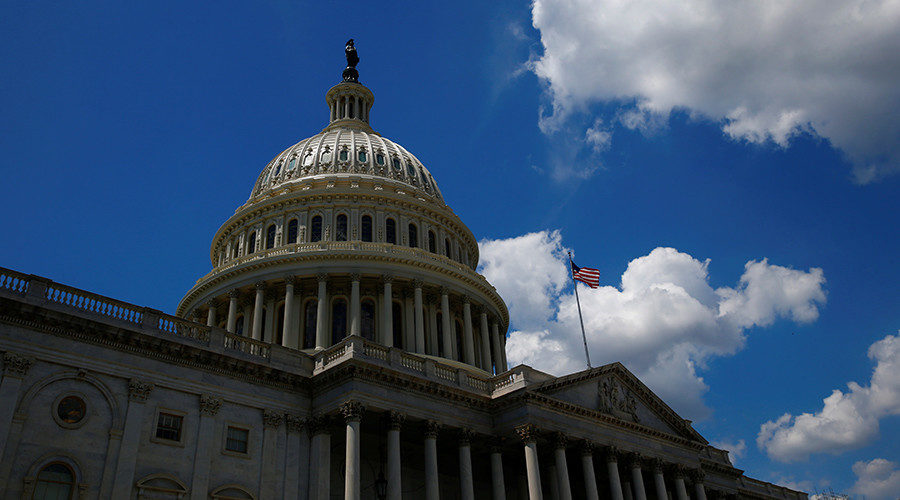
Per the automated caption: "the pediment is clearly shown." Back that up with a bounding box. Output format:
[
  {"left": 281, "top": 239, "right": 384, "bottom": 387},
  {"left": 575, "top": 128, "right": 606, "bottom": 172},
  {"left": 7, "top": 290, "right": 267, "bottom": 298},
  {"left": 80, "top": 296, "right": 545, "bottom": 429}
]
[{"left": 533, "top": 363, "right": 706, "bottom": 443}]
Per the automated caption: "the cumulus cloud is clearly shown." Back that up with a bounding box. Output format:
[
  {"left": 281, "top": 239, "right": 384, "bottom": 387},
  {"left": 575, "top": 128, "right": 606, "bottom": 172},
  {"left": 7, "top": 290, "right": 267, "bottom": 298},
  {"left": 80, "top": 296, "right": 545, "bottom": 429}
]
[
  {"left": 851, "top": 458, "right": 900, "bottom": 500},
  {"left": 478, "top": 231, "right": 826, "bottom": 419},
  {"left": 758, "top": 334, "right": 900, "bottom": 462},
  {"left": 711, "top": 439, "right": 747, "bottom": 465},
  {"left": 530, "top": 0, "right": 900, "bottom": 182}
]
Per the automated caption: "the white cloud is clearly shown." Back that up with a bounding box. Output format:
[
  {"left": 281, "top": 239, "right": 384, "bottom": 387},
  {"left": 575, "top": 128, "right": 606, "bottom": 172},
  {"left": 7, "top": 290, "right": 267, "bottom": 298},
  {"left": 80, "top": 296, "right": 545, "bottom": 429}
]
[
  {"left": 530, "top": 0, "right": 900, "bottom": 183},
  {"left": 757, "top": 334, "right": 900, "bottom": 462},
  {"left": 851, "top": 458, "right": 900, "bottom": 500},
  {"left": 711, "top": 439, "right": 747, "bottom": 465},
  {"left": 479, "top": 231, "right": 826, "bottom": 420},
  {"left": 585, "top": 119, "right": 612, "bottom": 153}
]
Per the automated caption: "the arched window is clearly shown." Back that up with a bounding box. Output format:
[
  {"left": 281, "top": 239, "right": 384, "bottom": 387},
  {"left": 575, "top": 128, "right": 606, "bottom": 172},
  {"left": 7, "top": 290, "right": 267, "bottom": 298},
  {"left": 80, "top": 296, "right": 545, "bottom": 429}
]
[
  {"left": 232, "top": 241, "right": 239, "bottom": 259},
  {"left": 455, "top": 320, "right": 464, "bottom": 362},
  {"left": 428, "top": 231, "right": 436, "bottom": 253},
  {"left": 310, "top": 216, "right": 322, "bottom": 242},
  {"left": 303, "top": 301, "right": 317, "bottom": 349},
  {"left": 235, "top": 315, "right": 244, "bottom": 336},
  {"left": 339, "top": 149, "right": 349, "bottom": 162},
  {"left": 336, "top": 214, "right": 348, "bottom": 241},
  {"left": 385, "top": 218, "right": 396, "bottom": 245},
  {"left": 331, "top": 299, "right": 348, "bottom": 345},
  {"left": 408, "top": 223, "right": 418, "bottom": 248},
  {"left": 392, "top": 302, "right": 404, "bottom": 349},
  {"left": 287, "top": 219, "right": 298, "bottom": 244},
  {"left": 445, "top": 238, "right": 451, "bottom": 258},
  {"left": 275, "top": 304, "right": 285, "bottom": 346},
  {"left": 247, "top": 232, "right": 256, "bottom": 254},
  {"left": 33, "top": 462, "right": 75, "bottom": 500},
  {"left": 358, "top": 150, "right": 367, "bottom": 163},
  {"left": 265, "top": 224, "right": 276, "bottom": 249},
  {"left": 361, "top": 215, "right": 373, "bottom": 242},
  {"left": 361, "top": 299, "right": 376, "bottom": 341}
]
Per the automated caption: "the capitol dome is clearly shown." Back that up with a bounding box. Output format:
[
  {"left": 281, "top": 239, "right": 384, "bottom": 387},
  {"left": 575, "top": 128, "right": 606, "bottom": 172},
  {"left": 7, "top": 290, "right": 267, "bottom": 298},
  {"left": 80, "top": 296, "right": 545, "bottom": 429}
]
[{"left": 177, "top": 63, "right": 509, "bottom": 375}]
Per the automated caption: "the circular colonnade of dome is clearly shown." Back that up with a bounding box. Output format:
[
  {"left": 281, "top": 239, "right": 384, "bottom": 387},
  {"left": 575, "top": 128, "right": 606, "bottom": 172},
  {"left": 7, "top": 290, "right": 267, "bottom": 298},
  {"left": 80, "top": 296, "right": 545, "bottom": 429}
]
[{"left": 177, "top": 74, "right": 509, "bottom": 375}]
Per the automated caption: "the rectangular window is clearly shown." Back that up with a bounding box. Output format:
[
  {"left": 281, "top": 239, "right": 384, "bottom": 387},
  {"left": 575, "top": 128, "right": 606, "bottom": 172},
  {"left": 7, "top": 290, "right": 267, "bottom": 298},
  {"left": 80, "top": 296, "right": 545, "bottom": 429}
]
[
  {"left": 226, "top": 426, "right": 249, "bottom": 454},
  {"left": 155, "top": 412, "right": 183, "bottom": 441}
]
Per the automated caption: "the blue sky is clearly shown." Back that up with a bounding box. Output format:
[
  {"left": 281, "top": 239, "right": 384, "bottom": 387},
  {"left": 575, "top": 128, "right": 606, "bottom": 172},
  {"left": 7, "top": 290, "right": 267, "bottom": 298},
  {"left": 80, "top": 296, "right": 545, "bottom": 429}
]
[{"left": 1, "top": 1, "right": 898, "bottom": 496}]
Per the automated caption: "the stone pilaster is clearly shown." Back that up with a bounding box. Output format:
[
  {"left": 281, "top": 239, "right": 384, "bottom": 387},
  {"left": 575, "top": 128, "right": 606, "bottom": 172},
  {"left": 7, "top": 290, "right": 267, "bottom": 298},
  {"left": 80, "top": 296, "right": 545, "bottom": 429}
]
[
  {"left": 0, "top": 353, "right": 33, "bottom": 468},
  {"left": 191, "top": 394, "right": 222, "bottom": 500},
  {"left": 111, "top": 379, "right": 154, "bottom": 498}
]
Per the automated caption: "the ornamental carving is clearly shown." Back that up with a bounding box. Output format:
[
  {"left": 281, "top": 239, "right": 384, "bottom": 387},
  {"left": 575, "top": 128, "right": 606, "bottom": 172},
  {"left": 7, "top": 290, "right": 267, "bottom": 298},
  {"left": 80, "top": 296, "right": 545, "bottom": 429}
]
[
  {"left": 263, "top": 410, "right": 284, "bottom": 428},
  {"left": 349, "top": 273, "right": 361, "bottom": 282},
  {"left": 284, "top": 275, "right": 296, "bottom": 286},
  {"left": 458, "top": 428, "right": 474, "bottom": 445},
  {"left": 580, "top": 440, "right": 595, "bottom": 456},
  {"left": 228, "top": 289, "right": 240, "bottom": 299},
  {"left": 199, "top": 394, "right": 222, "bottom": 416},
  {"left": 285, "top": 414, "right": 306, "bottom": 433},
  {"left": 381, "top": 274, "right": 394, "bottom": 285},
  {"left": 387, "top": 410, "right": 404, "bottom": 431},
  {"left": 652, "top": 458, "right": 665, "bottom": 473},
  {"left": 489, "top": 436, "right": 504, "bottom": 453},
  {"left": 553, "top": 432, "right": 568, "bottom": 449},
  {"left": 515, "top": 424, "right": 539, "bottom": 443},
  {"left": 340, "top": 401, "right": 364, "bottom": 422},
  {"left": 605, "top": 445, "right": 620, "bottom": 462},
  {"left": 599, "top": 378, "right": 640, "bottom": 424},
  {"left": 423, "top": 420, "right": 441, "bottom": 438},
  {"left": 2, "top": 352, "right": 34, "bottom": 377},
  {"left": 316, "top": 273, "right": 329, "bottom": 283},
  {"left": 412, "top": 279, "right": 424, "bottom": 289},
  {"left": 128, "top": 379, "right": 154, "bottom": 402},
  {"left": 306, "top": 414, "right": 331, "bottom": 436}
]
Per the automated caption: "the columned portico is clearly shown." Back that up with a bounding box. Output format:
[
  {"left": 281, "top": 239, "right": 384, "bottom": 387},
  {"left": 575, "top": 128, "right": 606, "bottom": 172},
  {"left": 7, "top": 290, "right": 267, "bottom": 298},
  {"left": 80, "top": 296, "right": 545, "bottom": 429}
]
[
  {"left": 580, "top": 442, "right": 600, "bottom": 500},
  {"left": 693, "top": 471, "right": 708, "bottom": 500},
  {"left": 516, "top": 424, "right": 543, "bottom": 500},
  {"left": 386, "top": 411, "right": 404, "bottom": 500},
  {"left": 308, "top": 415, "right": 331, "bottom": 500},
  {"left": 424, "top": 420, "right": 441, "bottom": 500},
  {"left": 606, "top": 448, "right": 625, "bottom": 500},
  {"left": 553, "top": 434, "right": 573, "bottom": 500},
  {"left": 341, "top": 401, "right": 364, "bottom": 500},
  {"left": 458, "top": 429, "right": 475, "bottom": 500}
]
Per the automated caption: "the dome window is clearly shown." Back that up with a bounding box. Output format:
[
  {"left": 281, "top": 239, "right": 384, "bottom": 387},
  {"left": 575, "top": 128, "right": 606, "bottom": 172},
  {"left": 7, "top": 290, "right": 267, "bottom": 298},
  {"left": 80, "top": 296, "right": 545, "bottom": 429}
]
[
  {"left": 392, "top": 158, "right": 401, "bottom": 171},
  {"left": 407, "top": 164, "right": 417, "bottom": 177},
  {"left": 408, "top": 223, "right": 418, "bottom": 248},
  {"left": 445, "top": 238, "right": 451, "bottom": 258},
  {"left": 428, "top": 231, "right": 436, "bottom": 253},
  {"left": 310, "top": 216, "right": 323, "bottom": 242},
  {"left": 274, "top": 162, "right": 282, "bottom": 177},
  {"left": 302, "top": 152, "right": 314, "bottom": 167},
  {"left": 288, "top": 157, "right": 297, "bottom": 171},
  {"left": 303, "top": 300, "right": 317, "bottom": 349},
  {"left": 357, "top": 150, "right": 367, "bottom": 163},
  {"left": 265, "top": 224, "right": 276, "bottom": 249},
  {"left": 248, "top": 232, "right": 256, "bottom": 254},
  {"left": 287, "top": 219, "right": 298, "bottom": 244},
  {"left": 339, "top": 149, "right": 349, "bottom": 162},
  {"left": 375, "top": 153, "right": 385, "bottom": 166},
  {"left": 361, "top": 215, "right": 373, "bottom": 242},
  {"left": 336, "top": 214, "right": 348, "bottom": 241},
  {"left": 385, "top": 218, "right": 397, "bottom": 245},
  {"left": 321, "top": 150, "right": 332, "bottom": 163}
]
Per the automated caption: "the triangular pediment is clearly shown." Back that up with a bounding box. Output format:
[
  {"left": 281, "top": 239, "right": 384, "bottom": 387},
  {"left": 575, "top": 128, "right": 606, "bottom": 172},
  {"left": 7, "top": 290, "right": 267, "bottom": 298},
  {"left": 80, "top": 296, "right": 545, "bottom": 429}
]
[{"left": 531, "top": 363, "right": 706, "bottom": 443}]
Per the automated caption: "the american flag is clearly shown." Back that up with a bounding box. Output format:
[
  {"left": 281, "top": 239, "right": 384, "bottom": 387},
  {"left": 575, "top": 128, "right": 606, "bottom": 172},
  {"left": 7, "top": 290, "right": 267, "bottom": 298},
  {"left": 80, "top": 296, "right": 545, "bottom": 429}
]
[{"left": 571, "top": 260, "right": 600, "bottom": 288}]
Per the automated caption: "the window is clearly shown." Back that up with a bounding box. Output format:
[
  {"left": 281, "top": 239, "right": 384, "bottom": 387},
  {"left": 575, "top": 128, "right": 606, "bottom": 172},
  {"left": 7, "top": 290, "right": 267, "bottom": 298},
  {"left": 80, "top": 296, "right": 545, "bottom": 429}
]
[
  {"left": 392, "top": 302, "right": 404, "bottom": 349},
  {"left": 33, "top": 463, "right": 74, "bottom": 500},
  {"left": 361, "top": 215, "right": 373, "bottom": 242},
  {"left": 225, "top": 426, "right": 249, "bottom": 454},
  {"left": 302, "top": 152, "right": 314, "bottom": 167},
  {"left": 339, "top": 149, "right": 349, "bottom": 161},
  {"left": 155, "top": 412, "right": 183, "bottom": 442},
  {"left": 361, "top": 300, "right": 376, "bottom": 341},
  {"left": 455, "top": 321, "right": 464, "bottom": 361},
  {"left": 445, "top": 239, "right": 451, "bottom": 258},
  {"left": 247, "top": 232, "right": 256, "bottom": 254},
  {"left": 357, "top": 150, "right": 367, "bottom": 162},
  {"left": 275, "top": 304, "right": 285, "bottom": 346},
  {"left": 376, "top": 153, "right": 385, "bottom": 166},
  {"left": 310, "top": 216, "right": 322, "bottom": 242},
  {"left": 235, "top": 315, "right": 244, "bottom": 336},
  {"left": 385, "top": 218, "right": 396, "bottom": 244},
  {"left": 336, "top": 214, "right": 348, "bottom": 241},
  {"left": 274, "top": 162, "right": 282, "bottom": 176},
  {"left": 428, "top": 231, "right": 436, "bottom": 253},
  {"left": 436, "top": 312, "right": 444, "bottom": 357},
  {"left": 407, "top": 163, "right": 416, "bottom": 177},
  {"left": 288, "top": 157, "right": 297, "bottom": 170},
  {"left": 392, "top": 157, "right": 401, "bottom": 171},
  {"left": 57, "top": 395, "right": 86, "bottom": 425},
  {"left": 408, "top": 223, "right": 418, "bottom": 248},
  {"left": 303, "top": 301, "right": 317, "bottom": 349},
  {"left": 265, "top": 224, "right": 276, "bottom": 249},
  {"left": 321, "top": 150, "right": 332, "bottom": 162},
  {"left": 232, "top": 242, "right": 239, "bottom": 259},
  {"left": 331, "top": 299, "right": 348, "bottom": 345},
  {"left": 287, "top": 219, "right": 298, "bottom": 244}
]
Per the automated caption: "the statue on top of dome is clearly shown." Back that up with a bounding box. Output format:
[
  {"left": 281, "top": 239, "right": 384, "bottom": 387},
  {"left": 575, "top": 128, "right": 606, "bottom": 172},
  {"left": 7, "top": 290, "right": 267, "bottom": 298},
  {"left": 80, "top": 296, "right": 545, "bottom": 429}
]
[{"left": 343, "top": 39, "right": 359, "bottom": 83}]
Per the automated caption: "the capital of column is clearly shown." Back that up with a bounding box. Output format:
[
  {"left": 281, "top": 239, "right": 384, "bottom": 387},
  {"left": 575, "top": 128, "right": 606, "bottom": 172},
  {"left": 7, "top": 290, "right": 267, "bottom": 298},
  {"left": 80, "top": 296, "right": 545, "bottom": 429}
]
[
  {"left": 255, "top": 281, "right": 267, "bottom": 291},
  {"left": 386, "top": 410, "right": 405, "bottom": 431},
  {"left": 412, "top": 278, "right": 424, "bottom": 289},
  {"left": 690, "top": 469, "right": 706, "bottom": 483},
  {"left": 340, "top": 401, "right": 365, "bottom": 423},
  {"left": 350, "top": 272, "right": 361, "bottom": 282},
  {"left": 199, "top": 394, "right": 222, "bottom": 416},
  {"left": 205, "top": 298, "right": 217, "bottom": 308},
  {"left": 423, "top": 420, "right": 441, "bottom": 438},
  {"left": 672, "top": 464, "right": 687, "bottom": 479},
  {"left": 227, "top": 288, "right": 240, "bottom": 299},
  {"left": 651, "top": 458, "right": 665, "bottom": 474},
  {"left": 2, "top": 352, "right": 34, "bottom": 377},
  {"left": 553, "top": 432, "right": 568, "bottom": 450},
  {"left": 580, "top": 440, "right": 595, "bottom": 456},
  {"left": 440, "top": 286, "right": 450, "bottom": 296},
  {"left": 316, "top": 272, "right": 329, "bottom": 283},
  {"left": 381, "top": 274, "right": 394, "bottom": 285},
  {"left": 605, "top": 445, "right": 620, "bottom": 463},
  {"left": 489, "top": 436, "right": 505, "bottom": 453},
  {"left": 263, "top": 409, "right": 284, "bottom": 428},
  {"left": 307, "top": 414, "right": 332, "bottom": 436},
  {"left": 628, "top": 452, "right": 644, "bottom": 469},
  {"left": 462, "top": 294, "right": 471, "bottom": 305},
  {"left": 458, "top": 428, "right": 475, "bottom": 446},
  {"left": 515, "top": 424, "right": 540, "bottom": 444},
  {"left": 286, "top": 414, "right": 306, "bottom": 434},
  {"left": 128, "top": 378, "right": 154, "bottom": 401},
  {"left": 284, "top": 275, "right": 296, "bottom": 286}
]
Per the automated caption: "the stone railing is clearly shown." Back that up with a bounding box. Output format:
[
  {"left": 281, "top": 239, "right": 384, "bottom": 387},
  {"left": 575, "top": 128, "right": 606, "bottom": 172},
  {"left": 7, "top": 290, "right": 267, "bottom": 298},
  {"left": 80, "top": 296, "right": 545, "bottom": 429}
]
[
  {"left": 0, "top": 268, "right": 29, "bottom": 295},
  {"left": 223, "top": 332, "right": 270, "bottom": 358},
  {"left": 47, "top": 282, "right": 145, "bottom": 325}
]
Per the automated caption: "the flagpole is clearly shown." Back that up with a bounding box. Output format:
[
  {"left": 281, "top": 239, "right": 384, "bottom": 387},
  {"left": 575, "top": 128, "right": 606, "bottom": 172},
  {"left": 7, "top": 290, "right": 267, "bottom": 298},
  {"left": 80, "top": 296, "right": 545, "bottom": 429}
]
[{"left": 569, "top": 251, "right": 592, "bottom": 369}]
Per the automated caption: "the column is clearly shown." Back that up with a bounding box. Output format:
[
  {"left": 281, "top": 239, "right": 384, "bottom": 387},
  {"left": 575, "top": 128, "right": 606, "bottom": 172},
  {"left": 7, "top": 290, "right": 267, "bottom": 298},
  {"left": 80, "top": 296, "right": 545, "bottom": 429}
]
[
  {"left": 341, "top": 402, "right": 364, "bottom": 500},
  {"left": 424, "top": 420, "right": 441, "bottom": 500},
  {"left": 252, "top": 281, "right": 265, "bottom": 341},
  {"left": 462, "top": 296, "right": 475, "bottom": 365},
  {"left": 553, "top": 434, "right": 573, "bottom": 500},
  {"left": 226, "top": 289, "right": 239, "bottom": 333},
  {"left": 190, "top": 394, "right": 221, "bottom": 500},
  {"left": 111, "top": 379, "right": 154, "bottom": 498},
  {"left": 350, "top": 273, "right": 361, "bottom": 337},
  {"left": 386, "top": 411, "right": 404, "bottom": 500},
  {"left": 673, "top": 467, "right": 688, "bottom": 500},
  {"left": 500, "top": 334, "right": 509, "bottom": 371},
  {"left": 692, "top": 471, "right": 708, "bottom": 500},
  {"left": 549, "top": 465, "right": 559, "bottom": 500},
  {"left": 283, "top": 276, "right": 297, "bottom": 348},
  {"left": 414, "top": 279, "right": 425, "bottom": 354},
  {"left": 652, "top": 460, "right": 668, "bottom": 500},
  {"left": 206, "top": 300, "right": 217, "bottom": 327},
  {"left": 458, "top": 429, "right": 475, "bottom": 500},
  {"left": 516, "top": 424, "right": 543, "bottom": 500},
  {"left": 580, "top": 442, "right": 599, "bottom": 500},
  {"left": 630, "top": 455, "right": 647, "bottom": 500},
  {"left": 479, "top": 311, "right": 493, "bottom": 373},
  {"left": 0, "top": 353, "right": 33, "bottom": 461},
  {"left": 491, "top": 322, "right": 503, "bottom": 373},
  {"left": 308, "top": 415, "right": 331, "bottom": 500},
  {"left": 606, "top": 448, "right": 624, "bottom": 500},
  {"left": 382, "top": 275, "right": 393, "bottom": 347},
  {"left": 490, "top": 439, "right": 506, "bottom": 500},
  {"left": 261, "top": 410, "right": 284, "bottom": 498},
  {"left": 285, "top": 415, "right": 309, "bottom": 500},
  {"left": 441, "top": 288, "right": 452, "bottom": 357},
  {"left": 315, "top": 273, "right": 328, "bottom": 349}
]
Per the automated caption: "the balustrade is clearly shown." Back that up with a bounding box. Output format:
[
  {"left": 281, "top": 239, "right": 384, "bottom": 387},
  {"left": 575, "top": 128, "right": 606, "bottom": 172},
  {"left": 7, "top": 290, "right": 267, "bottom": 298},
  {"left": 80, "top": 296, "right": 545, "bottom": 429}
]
[{"left": 0, "top": 268, "right": 29, "bottom": 294}]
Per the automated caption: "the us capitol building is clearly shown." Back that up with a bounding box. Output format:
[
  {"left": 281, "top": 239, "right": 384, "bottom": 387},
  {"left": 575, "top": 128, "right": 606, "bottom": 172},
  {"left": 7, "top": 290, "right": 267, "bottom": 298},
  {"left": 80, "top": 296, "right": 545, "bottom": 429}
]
[{"left": 0, "top": 44, "right": 805, "bottom": 500}]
